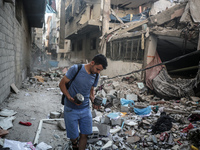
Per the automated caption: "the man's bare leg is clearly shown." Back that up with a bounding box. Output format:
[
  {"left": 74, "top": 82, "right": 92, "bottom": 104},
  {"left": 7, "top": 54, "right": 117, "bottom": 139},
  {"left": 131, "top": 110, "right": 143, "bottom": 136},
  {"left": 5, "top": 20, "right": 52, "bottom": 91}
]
[{"left": 78, "top": 134, "right": 88, "bottom": 150}]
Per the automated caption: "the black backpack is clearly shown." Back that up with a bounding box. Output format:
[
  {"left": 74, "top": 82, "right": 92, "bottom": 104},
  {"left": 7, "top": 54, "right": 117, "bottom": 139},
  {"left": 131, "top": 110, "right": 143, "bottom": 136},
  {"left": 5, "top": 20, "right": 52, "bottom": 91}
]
[{"left": 61, "top": 64, "right": 98, "bottom": 105}]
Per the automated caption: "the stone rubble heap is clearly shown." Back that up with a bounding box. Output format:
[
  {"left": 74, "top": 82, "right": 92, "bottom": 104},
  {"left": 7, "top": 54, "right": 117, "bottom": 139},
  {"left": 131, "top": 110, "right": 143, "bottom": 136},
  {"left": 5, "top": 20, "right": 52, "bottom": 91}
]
[{"left": 23, "top": 68, "right": 200, "bottom": 150}]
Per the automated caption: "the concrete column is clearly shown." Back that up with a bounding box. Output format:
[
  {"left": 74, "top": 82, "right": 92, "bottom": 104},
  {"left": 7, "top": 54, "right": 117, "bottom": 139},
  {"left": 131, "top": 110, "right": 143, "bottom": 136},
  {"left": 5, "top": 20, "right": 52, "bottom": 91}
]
[
  {"left": 102, "top": 0, "right": 110, "bottom": 55},
  {"left": 198, "top": 29, "right": 200, "bottom": 50},
  {"left": 142, "top": 35, "right": 157, "bottom": 80},
  {"left": 59, "top": 0, "right": 65, "bottom": 49},
  {"left": 146, "top": 35, "right": 157, "bottom": 65}
]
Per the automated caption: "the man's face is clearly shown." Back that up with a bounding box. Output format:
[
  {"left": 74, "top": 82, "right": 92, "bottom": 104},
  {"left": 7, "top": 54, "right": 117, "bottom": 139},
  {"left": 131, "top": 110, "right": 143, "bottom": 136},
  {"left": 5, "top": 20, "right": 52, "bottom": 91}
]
[{"left": 90, "top": 61, "right": 103, "bottom": 74}]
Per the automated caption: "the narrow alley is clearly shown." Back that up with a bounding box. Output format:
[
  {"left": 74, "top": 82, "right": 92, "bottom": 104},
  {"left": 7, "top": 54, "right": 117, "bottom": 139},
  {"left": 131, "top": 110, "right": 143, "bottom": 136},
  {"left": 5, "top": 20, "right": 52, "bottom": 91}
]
[{"left": 0, "top": 0, "right": 200, "bottom": 150}]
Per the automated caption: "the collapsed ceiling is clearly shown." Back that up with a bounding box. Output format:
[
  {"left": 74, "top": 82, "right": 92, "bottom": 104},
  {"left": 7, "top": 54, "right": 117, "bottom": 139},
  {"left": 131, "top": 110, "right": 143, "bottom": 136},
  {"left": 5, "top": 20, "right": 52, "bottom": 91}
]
[{"left": 111, "top": 0, "right": 157, "bottom": 9}]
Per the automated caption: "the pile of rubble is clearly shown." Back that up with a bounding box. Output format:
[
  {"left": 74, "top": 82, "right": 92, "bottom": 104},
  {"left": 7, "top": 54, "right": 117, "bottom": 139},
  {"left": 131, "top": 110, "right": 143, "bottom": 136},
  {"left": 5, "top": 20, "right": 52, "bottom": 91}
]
[
  {"left": 86, "top": 76, "right": 200, "bottom": 150},
  {"left": 18, "top": 68, "right": 200, "bottom": 150}
]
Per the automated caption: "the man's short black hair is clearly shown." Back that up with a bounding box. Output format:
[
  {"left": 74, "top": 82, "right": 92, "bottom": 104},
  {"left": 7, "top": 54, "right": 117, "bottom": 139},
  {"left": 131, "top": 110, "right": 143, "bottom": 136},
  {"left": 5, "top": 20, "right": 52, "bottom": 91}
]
[{"left": 92, "top": 54, "right": 108, "bottom": 69}]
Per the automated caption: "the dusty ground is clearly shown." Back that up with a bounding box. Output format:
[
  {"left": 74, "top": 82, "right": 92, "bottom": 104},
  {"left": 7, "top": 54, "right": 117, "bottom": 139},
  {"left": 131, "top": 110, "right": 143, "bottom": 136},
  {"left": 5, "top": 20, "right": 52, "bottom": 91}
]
[{"left": 0, "top": 79, "right": 68, "bottom": 149}]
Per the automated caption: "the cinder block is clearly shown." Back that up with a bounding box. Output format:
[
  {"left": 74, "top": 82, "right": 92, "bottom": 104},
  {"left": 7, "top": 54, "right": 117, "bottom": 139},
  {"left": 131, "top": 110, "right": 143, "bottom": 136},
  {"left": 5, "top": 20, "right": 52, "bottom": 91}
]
[
  {"left": 120, "top": 105, "right": 129, "bottom": 112},
  {"left": 117, "top": 91, "right": 125, "bottom": 99},
  {"left": 94, "top": 123, "right": 111, "bottom": 136},
  {"left": 101, "top": 115, "right": 111, "bottom": 125},
  {"left": 111, "top": 118, "right": 122, "bottom": 126},
  {"left": 112, "top": 82, "right": 120, "bottom": 90},
  {"left": 88, "top": 126, "right": 99, "bottom": 139},
  {"left": 91, "top": 110, "right": 96, "bottom": 118},
  {"left": 50, "top": 112, "right": 61, "bottom": 118},
  {"left": 126, "top": 94, "right": 138, "bottom": 101}
]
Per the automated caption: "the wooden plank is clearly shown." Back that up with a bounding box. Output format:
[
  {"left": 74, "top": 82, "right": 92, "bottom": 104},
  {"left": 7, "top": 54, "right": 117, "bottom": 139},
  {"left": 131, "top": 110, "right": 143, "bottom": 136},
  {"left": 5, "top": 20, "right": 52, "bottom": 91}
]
[
  {"left": 118, "top": 19, "right": 148, "bottom": 34},
  {"left": 110, "top": 30, "right": 145, "bottom": 41},
  {"left": 108, "top": 21, "right": 139, "bottom": 35},
  {"left": 152, "top": 29, "right": 181, "bottom": 37},
  {"left": 10, "top": 83, "right": 19, "bottom": 94}
]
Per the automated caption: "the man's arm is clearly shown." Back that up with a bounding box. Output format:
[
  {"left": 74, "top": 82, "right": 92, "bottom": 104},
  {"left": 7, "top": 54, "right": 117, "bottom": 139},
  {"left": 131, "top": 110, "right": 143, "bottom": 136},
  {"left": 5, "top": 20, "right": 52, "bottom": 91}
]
[
  {"left": 90, "top": 86, "right": 95, "bottom": 103},
  {"left": 59, "top": 76, "right": 75, "bottom": 103}
]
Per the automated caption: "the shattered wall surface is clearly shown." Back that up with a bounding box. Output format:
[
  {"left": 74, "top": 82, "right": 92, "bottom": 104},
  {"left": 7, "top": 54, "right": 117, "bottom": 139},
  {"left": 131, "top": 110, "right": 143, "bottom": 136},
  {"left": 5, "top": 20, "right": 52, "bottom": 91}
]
[
  {"left": 65, "top": 0, "right": 101, "bottom": 38},
  {"left": 0, "top": 1, "right": 32, "bottom": 103},
  {"left": 152, "top": 68, "right": 200, "bottom": 99},
  {"left": 102, "top": 58, "right": 142, "bottom": 79}
]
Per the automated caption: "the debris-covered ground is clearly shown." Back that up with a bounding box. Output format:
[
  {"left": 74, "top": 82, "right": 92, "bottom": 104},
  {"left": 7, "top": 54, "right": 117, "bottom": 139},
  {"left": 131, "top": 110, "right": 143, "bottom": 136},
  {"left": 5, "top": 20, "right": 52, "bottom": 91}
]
[{"left": 0, "top": 66, "right": 200, "bottom": 150}]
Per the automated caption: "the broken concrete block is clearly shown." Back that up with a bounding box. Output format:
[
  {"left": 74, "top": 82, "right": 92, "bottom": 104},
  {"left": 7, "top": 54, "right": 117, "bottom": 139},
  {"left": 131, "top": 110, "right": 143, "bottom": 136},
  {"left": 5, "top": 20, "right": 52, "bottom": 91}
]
[
  {"left": 113, "top": 98, "right": 120, "bottom": 107},
  {"left": 117, "top": 91, "right": 125, "bottom": 99},
  {"left": 124, "top": 120, "right": 138, "bottom": 126},
  {"left": 111, "top": 118, "right": 122, "bottom": 126},
  {"left": 101, "top": 116, "right": 111, "bottom": 125},
  {"left": 171, "top": 145, "right": 179, "bottom": 150},
  {"left": 10, "top": 83, "right": 19, "bottom": 94},
  {"left": 107, "top": 90, "right": 116, "bottom": 95},
  {"left": 103, "top": 86, "right": 113, "bottom": 94},
  {"left": 120, "top": 105, "right": 129, "bottom": 112},
  {"left": 127, "top": 135, "right": 140, "bottom": 144},
  {"left": 112, "top": 144, "right": 118, "bottom": 150},
  {"left": 91, "top": 110, "right": 96, "bottom": 118},
  {"left": 125, "top": 130, "right": 136, "bottom": 136},
  {"left": 88, "top": 126, "right": 99, "bottom": 139},
  {"left": 112, "top": 82, "right": 120, "bottom": 90},
  {"left": 57, "top": 120, "right": 65, "bottom": 130},
  {"left": 105, "top": 108, "right": 111, "bottom": 113},
  {"left": 190, "top": 96, "right": 200, "bottom": 102},
  {"left": 102, "top": 140, "right": 113, "bottom": 149},
  {"left": 94, "top": 123, "right": 110, "bottom": 136},
  {"left": 87, "top": 138, "right": 99, "bottom": 144},
  {"left": 126, "top": 93, "right": 138, "bottom": 101},
  {"left": 50, "top": 112, "right": 61, "bottom": 119},
  {"left": 137, "top": 82, "right": 144, "bottom": 89},
  {"left": 110, "top": 126, "right": 121, "bottom": 134}
]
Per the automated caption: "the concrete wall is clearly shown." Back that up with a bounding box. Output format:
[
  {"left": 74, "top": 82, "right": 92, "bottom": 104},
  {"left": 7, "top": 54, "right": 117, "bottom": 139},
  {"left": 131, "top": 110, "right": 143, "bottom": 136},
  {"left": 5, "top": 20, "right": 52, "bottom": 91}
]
[
  {"left": 34, "top": 28, "right": 43, "bottom": 50},
  {"left": 0, "top": 1, "right": 31, "bottom": 103},
  {"left": 69, "top": 31, "right": 101, "bottom": 62},
  {"left": 101, "top": 58, "right": 142, "bottom": 79},
  {"left": 65, "top": 1, "right": 101, "bottom": 37}
]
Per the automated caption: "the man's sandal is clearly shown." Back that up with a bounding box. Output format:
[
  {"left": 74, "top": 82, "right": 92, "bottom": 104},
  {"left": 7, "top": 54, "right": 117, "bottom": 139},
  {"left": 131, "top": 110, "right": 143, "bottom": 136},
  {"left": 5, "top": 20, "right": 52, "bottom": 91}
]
[{"left": 72, "top": 140, "right": 79, "bottom": 150}]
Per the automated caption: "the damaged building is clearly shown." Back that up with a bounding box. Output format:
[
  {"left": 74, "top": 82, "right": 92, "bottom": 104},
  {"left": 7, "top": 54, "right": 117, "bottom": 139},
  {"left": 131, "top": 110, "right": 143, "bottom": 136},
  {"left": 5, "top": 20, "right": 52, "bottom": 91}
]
[
  {"left": 0, "top": 0, "right": 200, "bottom": 150},
  {"left": 62, "top": 0, "right": 200, "bottom": 99}
]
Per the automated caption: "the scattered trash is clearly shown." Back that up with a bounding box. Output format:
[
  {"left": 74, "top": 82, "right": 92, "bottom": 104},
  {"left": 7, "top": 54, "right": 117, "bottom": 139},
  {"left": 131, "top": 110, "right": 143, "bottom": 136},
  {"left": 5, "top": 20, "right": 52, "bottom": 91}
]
[
  {"left": 134, "top": 106, "right": 151, "bottom": 116},
  {"left": 152, "top": 112, "right": 175, "bottom": 134},
  {"left": 4, "top": 139, "right": 34, "bottom": 150},
  {"left": 0, "top": 116, "right": 16, "bottom": 130},
  {"left": 0, "top": 109, "right": 17, "bottom": 117},
  {"left": 35, "top": 142, "right": 52, "bottom": 150},
  {"left": 19, "top": 121, "right": 32, "bottom": 126}
]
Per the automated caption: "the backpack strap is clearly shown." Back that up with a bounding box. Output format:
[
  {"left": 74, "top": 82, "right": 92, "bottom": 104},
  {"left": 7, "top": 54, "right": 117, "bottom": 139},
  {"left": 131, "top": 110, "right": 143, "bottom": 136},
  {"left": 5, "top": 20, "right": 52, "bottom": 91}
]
[
  {"left": 95, "top": 73, "right": 99, "bottom": 82},
  {"left": 66, "top": 64, "right": 82, "bottom": 89}
]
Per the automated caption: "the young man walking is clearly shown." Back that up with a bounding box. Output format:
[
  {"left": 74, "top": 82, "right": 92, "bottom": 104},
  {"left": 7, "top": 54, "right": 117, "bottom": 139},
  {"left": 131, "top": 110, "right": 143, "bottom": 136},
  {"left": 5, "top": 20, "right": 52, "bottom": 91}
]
[{"left": 59, "top": 54, "right": 108, "bottom": 150}]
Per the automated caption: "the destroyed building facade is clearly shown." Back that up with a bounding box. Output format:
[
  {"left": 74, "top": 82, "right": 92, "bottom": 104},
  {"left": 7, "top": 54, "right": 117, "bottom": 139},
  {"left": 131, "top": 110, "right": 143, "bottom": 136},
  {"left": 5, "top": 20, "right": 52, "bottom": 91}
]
[{"left": 63, "top": 0, "right": 200, "bottom": 82}]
